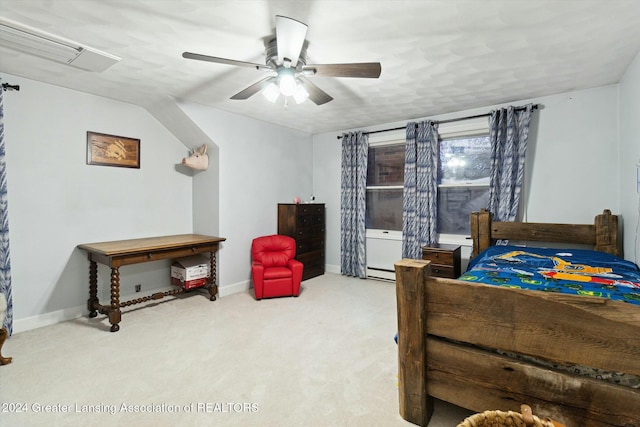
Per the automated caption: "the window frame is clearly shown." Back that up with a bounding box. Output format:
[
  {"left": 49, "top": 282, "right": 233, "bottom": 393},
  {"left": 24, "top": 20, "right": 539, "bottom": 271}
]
[
  {"left": 365, "top": 118, "right": 490, "bottom": 245},
  {"left": 366, "top": 129, "right": 405, "bottom": 240}
]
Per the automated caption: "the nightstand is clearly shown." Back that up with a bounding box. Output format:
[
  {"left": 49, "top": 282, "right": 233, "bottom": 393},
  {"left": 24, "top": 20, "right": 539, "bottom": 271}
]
[{"left": 421, "top": 244, "right": 461, "bottom": 278}]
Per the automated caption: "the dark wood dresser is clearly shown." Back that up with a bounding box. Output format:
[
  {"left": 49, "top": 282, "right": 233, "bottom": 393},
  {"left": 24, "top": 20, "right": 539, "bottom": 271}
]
[
  {"left": 421, "top": 244, "right": 461, "bottom": 278},
  {"left": 278, "top": 203, "right": 325, "bottom": 281}
]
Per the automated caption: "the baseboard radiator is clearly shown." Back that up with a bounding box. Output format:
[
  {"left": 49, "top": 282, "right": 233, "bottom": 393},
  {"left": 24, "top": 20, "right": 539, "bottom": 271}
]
[
  {"left": 366, "top": 266, "right": 396, "bottom": 281},
  {"left": 366, "top": 236, "right": 402, "bottom": 282}
]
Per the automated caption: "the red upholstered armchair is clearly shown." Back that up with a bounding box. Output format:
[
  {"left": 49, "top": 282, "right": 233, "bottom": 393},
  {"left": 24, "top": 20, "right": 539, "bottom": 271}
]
[{"left": 251, "top": 235, "right": 303, "bottom": 300}]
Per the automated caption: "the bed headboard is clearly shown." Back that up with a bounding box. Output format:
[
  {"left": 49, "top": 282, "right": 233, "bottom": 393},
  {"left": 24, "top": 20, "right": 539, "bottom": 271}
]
[{"left": 470, "top": 209, "right": 620, "bottom": 259}]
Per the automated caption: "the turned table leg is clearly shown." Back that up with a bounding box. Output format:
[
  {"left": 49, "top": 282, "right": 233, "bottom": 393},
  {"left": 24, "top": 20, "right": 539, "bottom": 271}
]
[
  {"left": 207, "top": 250, "right": 218, "bottom": 301},
  {"left": 87, "top": 260, "right": 99, "bottom": 318},
  {"left": 109, "top": 267, "right": 122, "bottom": 332},
  {"left": 0, "top": 327, "right": 11, "bottom": 365}
]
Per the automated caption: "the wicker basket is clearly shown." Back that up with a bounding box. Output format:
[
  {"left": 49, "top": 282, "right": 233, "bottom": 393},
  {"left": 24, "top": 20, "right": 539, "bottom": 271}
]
[{"left": 457, "top": 405, "right": 564, "bottom": 427}]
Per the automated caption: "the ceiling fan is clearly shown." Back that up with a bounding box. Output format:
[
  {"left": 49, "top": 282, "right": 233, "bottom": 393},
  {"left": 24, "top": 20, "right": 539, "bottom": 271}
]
[{"left": 182, "top": 15, "right": 381, "bottom": 105}]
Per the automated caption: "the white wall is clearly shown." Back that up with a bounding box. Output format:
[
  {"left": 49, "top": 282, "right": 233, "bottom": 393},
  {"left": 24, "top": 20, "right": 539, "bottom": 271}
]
[
  {"left": 619, "top": 51, "right": 640, "bottom": 266},
  {"left": 312, "top": 128, "right": 342, "bottom": 273},
  {"left": 522, "top": 86, "right": 620, "bottom": 222},
  {"left": 4, "top": 52, "right": 637, "bottom": 332},
  {"left": 1, "top": 74, "right": 314, "bottom": 332},
  {"left": 2, "top": 74, "right": 194, "bottom": 331},
  {"left": 313, "top": 84, "right": 627, "bottom": 272},
  {"left": 177, "top": 101, "right": 314, "bottom": 291}
]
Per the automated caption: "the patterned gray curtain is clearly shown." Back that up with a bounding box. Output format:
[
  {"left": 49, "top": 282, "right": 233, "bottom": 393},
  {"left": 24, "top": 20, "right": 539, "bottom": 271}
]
[
  {"left": 488, "top": 104, "right": 533, "bottom": 223},
  {"left": 402, "top": 121, "right": 439, "bottom": 259},
  {"left": 0, "top": 81, "right": 13, "bottom": 335},
  {"left": 340, "top": 131, "right": 368, "bottom": 278}
]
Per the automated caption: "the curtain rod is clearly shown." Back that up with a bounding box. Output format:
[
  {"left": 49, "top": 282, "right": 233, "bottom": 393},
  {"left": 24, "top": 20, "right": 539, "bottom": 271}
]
[
  {"left": 2, "top": 83, "right": 20, "bottom": 91},
  {"left": 336, "top": 104, "right": 539, "bottom": 139}
]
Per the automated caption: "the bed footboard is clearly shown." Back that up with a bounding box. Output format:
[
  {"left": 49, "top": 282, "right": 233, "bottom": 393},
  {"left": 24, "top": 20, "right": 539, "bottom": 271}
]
[
  {"left": 395, "top": 257, "right": 640, "bottom": 427},
  {"left": 395, "top": 258, "right": 432, "bottom": 426}
]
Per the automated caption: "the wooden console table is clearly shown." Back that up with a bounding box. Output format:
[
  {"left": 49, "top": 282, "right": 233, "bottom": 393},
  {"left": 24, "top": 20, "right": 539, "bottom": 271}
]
[{"left": 78, "top": 234, "right": 226, "bottom": 332}]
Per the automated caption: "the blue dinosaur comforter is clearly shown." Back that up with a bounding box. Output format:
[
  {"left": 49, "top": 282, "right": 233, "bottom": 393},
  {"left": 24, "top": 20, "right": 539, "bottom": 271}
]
[{"left": 458, "top": 245, "right": 640, "bottom": 305}]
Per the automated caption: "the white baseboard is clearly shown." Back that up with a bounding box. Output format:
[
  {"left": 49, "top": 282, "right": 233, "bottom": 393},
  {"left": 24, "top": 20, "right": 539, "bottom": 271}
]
[
  {"left": 14, "top": 305, "right": 86, "bottom": 334},
  {"left": 325, "top": 264, "right": 340, "bottom": 274},
  {"left": 218, "top": 280, "right": 250, "bottom": 297},
  {"left": 13, "top": 280, "right": 251, "bottom": 334}
]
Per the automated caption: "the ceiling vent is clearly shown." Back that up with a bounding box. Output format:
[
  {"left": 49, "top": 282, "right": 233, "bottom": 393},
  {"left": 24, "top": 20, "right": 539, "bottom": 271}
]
[{"left": 0, "top": 17, "right": 120, "bottom": 72}]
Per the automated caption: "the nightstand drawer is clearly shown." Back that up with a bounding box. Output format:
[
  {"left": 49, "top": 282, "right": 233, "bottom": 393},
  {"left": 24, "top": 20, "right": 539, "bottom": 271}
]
[
  {"left": 421, "top": 244, "right": 462, "bottom": 278},
  {"left": 422, "top": 251, "right": 455, "bottom": 265},
  {"left": 430, "top": 264, "right": 456, "bottom": 278}
]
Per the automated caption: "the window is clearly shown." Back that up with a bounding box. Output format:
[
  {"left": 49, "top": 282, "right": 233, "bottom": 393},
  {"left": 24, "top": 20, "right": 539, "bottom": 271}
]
[
  {"left": 365, "top": 119, "right": 490, "bottom": 239},
  {"left": 366, "top": 142, "right": 404, "bottom": 232},
  {"left": 438, "top": 134, "right": 490, "bottom": 234}
]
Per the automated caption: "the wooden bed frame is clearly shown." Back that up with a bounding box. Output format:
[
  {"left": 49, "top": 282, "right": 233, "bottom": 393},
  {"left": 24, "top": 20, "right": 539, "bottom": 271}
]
[{"left": 395, "top": 209, "right": 640, "bottom": 427}]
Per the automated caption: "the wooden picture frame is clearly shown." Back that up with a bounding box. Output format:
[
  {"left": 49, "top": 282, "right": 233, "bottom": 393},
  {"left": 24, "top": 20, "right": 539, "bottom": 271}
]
[{"left": 86, "top": 131, "right": 140, "bottom": 168}]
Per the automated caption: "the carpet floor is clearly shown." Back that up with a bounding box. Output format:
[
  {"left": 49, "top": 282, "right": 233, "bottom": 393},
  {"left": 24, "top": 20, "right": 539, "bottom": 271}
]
[{"left": 0, "top": 273, "right": 472, "bottom": 426}]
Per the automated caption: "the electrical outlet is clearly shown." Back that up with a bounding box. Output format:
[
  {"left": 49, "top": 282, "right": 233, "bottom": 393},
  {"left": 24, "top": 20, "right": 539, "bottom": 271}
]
[{"left": 135, "top": 284, "right": 141, "bottom": 292}]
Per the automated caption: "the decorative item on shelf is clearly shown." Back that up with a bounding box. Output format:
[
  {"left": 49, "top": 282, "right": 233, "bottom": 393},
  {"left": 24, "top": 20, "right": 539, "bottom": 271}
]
[
  {"left": 306, "top": 195, "right": 315, "bottom": 203},
  {"left": 181, "top": 144, "right": 209, "bottom": 170},
  {"left": 293, "top": 196, "right": 301, "bottom": 204}
]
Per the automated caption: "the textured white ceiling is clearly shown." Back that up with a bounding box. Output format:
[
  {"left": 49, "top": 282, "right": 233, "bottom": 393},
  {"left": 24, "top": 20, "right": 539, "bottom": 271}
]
[{"left": 1, "top": 0, "right": 640, "bottom": 134}]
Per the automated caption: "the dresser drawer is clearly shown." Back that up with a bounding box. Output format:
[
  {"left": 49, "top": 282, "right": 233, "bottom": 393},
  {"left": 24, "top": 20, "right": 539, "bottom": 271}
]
[
  {"left": 297, "top": 250, "right": 323, "bottom": 264},
  {"left": 302, "top": 264, "right": 324, "bottom": 280},
  {"left": 296, "top": 214, "right": 324, "bottom": 226},
  {"left": 295, "top": 226, "right": 324, "bottom": 239},
  {"left": 297, "top": 204, "right": 324, "bottom": 215},
  {"left": 296, "top": 237, "right": 324, "bottom": 253}
]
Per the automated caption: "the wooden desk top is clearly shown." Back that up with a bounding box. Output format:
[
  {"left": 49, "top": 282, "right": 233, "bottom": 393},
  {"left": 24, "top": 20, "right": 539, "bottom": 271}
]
[
  {"left": 78, "top": 234, "right": 226, "bottom": 257},
  {"left": 80, "top": 234, "right": 226, "bottom": 331}
]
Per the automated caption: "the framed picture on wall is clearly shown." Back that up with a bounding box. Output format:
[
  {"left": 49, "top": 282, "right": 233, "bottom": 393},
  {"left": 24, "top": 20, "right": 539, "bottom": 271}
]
[{"left": 86, "top": 131, "right": 140, "bottom": 168}]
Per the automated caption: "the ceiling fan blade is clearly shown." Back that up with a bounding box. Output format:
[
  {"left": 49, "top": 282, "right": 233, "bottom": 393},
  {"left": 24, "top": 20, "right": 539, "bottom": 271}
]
[
  {"left": 182, "top": 52, "right": 272, "bottom": 71},
  {"left": 230, "top": 76, "right": 276, "bottom": 100},
  {"left": 302, "top": 63, "right": 382, "bottom": 78},
  {"left": 298, "top": 77, "right": 333, "bottom": 105},
  {"left": 276, "top": 15, "right": 308, "bottom": 67}
]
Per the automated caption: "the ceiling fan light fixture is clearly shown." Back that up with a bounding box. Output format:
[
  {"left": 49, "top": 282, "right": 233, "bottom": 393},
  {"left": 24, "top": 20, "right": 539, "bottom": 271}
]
[
  {"left": 293, "top": 82, "right": 309, "bottom": 104},
  {"left": 183, "top": 15, "right": 381, "bottom": 106},
  {"left": 262, "top": 82, "right": 280, "bottom": 102},
  {"left": 278, "top": 72, "right": 297, "bottom": 97}
]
